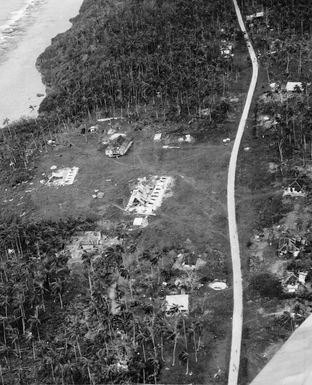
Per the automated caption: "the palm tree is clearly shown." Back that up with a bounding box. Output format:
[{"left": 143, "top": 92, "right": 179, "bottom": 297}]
[
  {"left": 51, "top": 278, "right": 64, "bottom": 309},
  {"left": 27, "top": 309, "right": 41, "bottom": 341},
  {"left": 178, "top": 350, "right": 190, "bottom": 375}
]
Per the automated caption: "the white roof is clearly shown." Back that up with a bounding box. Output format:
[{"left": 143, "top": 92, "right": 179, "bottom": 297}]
[
  {"left": 286, "top": 82, "right": 303, "bottom": 92},
  {"left": 133, "top": 217, "right": 148, "bottom": 227},
  {"left": 165, "top": 294, "right": 189, "bottom": 312}
]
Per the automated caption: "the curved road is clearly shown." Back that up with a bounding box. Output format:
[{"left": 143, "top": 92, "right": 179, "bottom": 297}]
[{"left": 227, "top": 1, "right": 258, "bottom": 385}]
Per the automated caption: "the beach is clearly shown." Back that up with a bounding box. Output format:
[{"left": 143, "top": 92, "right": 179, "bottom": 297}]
[{"left": 0, "top": 0, "right": 82, "bottom": 125}]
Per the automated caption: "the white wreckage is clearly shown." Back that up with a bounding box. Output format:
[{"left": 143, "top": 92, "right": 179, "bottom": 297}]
[
  {"left": 126, "top": 176, "right": 174, "bottom": 216},
  {"left": 47, "top": 167, "right": 79, "bottom": 186}
]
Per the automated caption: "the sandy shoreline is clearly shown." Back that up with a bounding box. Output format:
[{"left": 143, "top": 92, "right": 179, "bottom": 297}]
[{"left": 0, "top": 0, "right": 82, "bottom": 126}]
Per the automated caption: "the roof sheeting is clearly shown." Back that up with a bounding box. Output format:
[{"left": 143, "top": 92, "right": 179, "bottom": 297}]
[
  {"left": 286, "top": 82, "right": 303, "bottom": 92},
  {"left": 165, "top": 294, "right": 189, "bottom": 312}
]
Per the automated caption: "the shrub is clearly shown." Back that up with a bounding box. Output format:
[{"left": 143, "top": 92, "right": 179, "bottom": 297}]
[{"left": 249, "top": 272, "right": 283, "bottom": 298}]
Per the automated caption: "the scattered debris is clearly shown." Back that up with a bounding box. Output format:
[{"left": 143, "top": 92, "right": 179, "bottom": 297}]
[
  {"left": 220, "top": 40, "right": 234, "bottom": 58},
  {"left": 199, "top": 107, "right": 211, "bottom": 117},
  {"left": 177, "top": 134, "right": 194, "bottom": 143},
  {"left": 50, "top": 165, "right": 57, "bottom": 170},
  {"left": 97, "top": 117, "right": 124, "bottom": 122},
  {"left": 126, "top": 176, "right": 174, "bottom": 216},
  {"left": 92, "top": 190, "right": 105, "bottom": 199},
  {"left": 223, "top": 138, "right": 231, "bottom": 143},
  {"left": 66, "top": 231, "right": 103, "bottom": 268},
  {"left": 255, "top": 115, "right": 279, "bottom": 137},
  {"left": 244, "top": 147, "right": 251, "bottom": 152},
  {"left": 47, "top": 167, "right": 79, "bottom": 186},
  {"left": 162, "top": 145, "right": 180, "bottom": 149},
  {"left": 172, "top": 253, "right": 207, "bottom": 271},
  {"left": 165, "top": 294, "right": 189, "bottom": 313},
  {"left": 269, "top": 40, "right": 283, "bottom": 55},
  {"left": 268, "top": 162, "right": 279, "bottom": 173},
  {"left": 155, "top": 133, "right": 194, "bottom": 146}
]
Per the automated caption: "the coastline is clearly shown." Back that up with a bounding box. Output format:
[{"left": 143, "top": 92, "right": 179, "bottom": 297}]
[{"left": 0, "top": 0, "right": 82, "bottom": 126}]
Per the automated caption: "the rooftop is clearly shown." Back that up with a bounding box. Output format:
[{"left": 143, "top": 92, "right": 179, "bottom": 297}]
[{"left": 165, "top": 294, "right": 189, "bottom": 313}]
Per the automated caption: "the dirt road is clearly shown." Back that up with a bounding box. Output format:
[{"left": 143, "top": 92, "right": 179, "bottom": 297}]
[{"left": 227, "top": 1, "right": 259, "bottom": 384}]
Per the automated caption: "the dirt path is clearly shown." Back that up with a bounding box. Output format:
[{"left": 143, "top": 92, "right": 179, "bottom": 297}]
[{"left": 227, "top": 1, "right": 259, "bottom": 384}]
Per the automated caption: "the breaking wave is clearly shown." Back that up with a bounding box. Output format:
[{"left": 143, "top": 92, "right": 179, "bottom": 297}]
[{"left": 0, "top": 0, "right": 45, "bottom": 55}]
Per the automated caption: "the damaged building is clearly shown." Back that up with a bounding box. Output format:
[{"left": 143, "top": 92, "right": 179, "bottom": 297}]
[
  {"left": 126, "top": 176, "right": 174, "bottom": 216},
  {"left": 104, "top": 134, "right": 133, "bottom": 158},
  {"left": 47, "top": 167, "right": 79, "bottom": 186},
  {"left": 220, "top": 40, "right": 234, "bottom": 59}
]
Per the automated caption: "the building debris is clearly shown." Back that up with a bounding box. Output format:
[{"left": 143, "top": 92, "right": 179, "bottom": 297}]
[
  {"left": 104, "top": 134, "right": 133, "bottom": 158},
  {"left": 220, "top": 40, "right": 234, "bottom": 58},
  {"left": 66, "top": 231, "right": 121, "bottom": 268},
  {"left": 78, "top": 231, "right": 102, "bottom": 252},
  {"left": 172, "top": 253, "right": 207, "bottom": 271},
  {"left": 257, "top": 114, "right": 278, "bottom": 130},
  {"left": 278, "top": 235, "right": 300, "bottom": 257},
  {"left": 269, "top": 39, "right": 283, "bottom": 55},
  {"left": 47, "top": 167, "right": 79, "bottom": 186},
  {"left": 88, "top": 125, "right": 98, "bottom": 133},
  {"left": 154, "top": 132, "right": 194, "bottom": 145},
  {"left": 92, "top": 190, "right": 105, "bottom": 199},
  {"left": 246, "top": 11, "right": 264, "bottom": 21},
  {"left": 282, "top": 272, "right": 306, "bottom": 294},
  {"left": 162, "top": 145, "right": 180, "bottom": 149},
  {"left": 126, "top": 176, "right": 174, "bottom": 216},
  {"left": 200, "top": 107, "right": 211, "bottom": 117},
  {"left": 97, "top": 117, "right": 124, "bottom": 122},
  {"left": 165, "top": 294, "right": 189, "bottom": 313},
  {"left": 177, "top": 134, "right": 194, "bottom": 143},
  {"left": 298, "top": 272, "right": 308, "bottom": 284},
  {"left": 283, "top": 181, "right": 305, "bottom": 198}
]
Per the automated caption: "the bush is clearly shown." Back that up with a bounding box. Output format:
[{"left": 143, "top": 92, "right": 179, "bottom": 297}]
[{"left": 249, "top": 272, "right": 283, "bottom": 298}]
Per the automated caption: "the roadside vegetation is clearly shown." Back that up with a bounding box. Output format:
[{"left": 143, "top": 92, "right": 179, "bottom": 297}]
[{"left": 235, "top": 0, "right": 312, "bottom": 383}]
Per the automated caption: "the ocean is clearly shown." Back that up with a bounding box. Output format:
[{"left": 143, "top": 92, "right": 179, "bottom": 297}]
[
  {"left": 0, "top": 0, "right": 46, "bottom": 62},
  {"left": 0, "top": 0, "right": 82, "bottom": 125}
]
